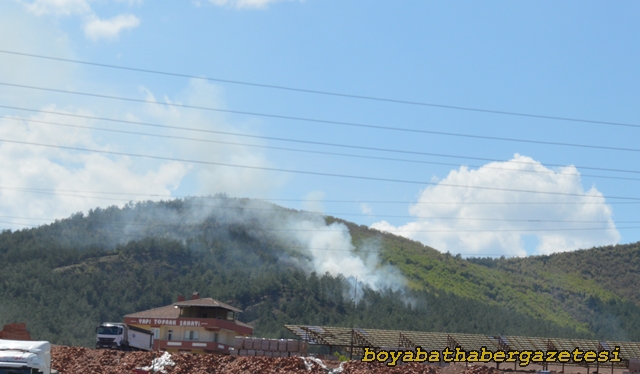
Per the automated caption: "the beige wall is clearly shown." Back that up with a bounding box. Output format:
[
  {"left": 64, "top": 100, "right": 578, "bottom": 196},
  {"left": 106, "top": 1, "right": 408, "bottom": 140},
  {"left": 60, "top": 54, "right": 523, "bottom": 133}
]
[{"left": 130, "top": 323, "right": 240, "bottom": 345}]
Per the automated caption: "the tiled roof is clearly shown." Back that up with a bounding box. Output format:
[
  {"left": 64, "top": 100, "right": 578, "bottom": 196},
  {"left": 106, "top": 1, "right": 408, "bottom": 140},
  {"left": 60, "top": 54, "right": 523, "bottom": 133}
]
[
  {"left": 124, "top": 305, "right": 179, "bottom": 319},
  {"left": 124, "top": 298, "right": 243, "bottom": 318},
  {"left": 173, "top": 298, "right": 243, "bottom": 313}
]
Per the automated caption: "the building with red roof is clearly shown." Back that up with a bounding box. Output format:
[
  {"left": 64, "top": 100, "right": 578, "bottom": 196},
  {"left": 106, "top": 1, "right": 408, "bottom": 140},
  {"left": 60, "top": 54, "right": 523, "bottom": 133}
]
[{"left": 124, "top": 292, "right": 253, "bottom": 354}]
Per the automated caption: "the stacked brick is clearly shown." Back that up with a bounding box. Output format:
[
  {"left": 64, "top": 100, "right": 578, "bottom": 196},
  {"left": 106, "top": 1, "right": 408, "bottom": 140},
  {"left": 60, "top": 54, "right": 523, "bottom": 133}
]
[
  {"left": 0, "top": 323, "right": 31, "bottom": 340},
  {"left": 232, "top": 337, "right": 309, "bottom": 357}
]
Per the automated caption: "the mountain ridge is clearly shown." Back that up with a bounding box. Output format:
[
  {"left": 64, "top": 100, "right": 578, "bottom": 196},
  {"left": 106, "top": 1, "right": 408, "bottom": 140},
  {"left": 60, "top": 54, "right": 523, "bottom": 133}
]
[{"left": 0, "top": 196, "right": 638, "bottom": 347}]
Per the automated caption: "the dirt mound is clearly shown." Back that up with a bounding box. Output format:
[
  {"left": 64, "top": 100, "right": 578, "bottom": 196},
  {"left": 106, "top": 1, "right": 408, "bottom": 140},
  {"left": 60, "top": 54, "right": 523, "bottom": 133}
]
[
  {"left": 340, "top": 360, "right": 443, "bottom": 373},
  {"left": 52, "top": 347, "right": 156, "bottom": 374},
  {"left": 0, "top": 323, "right": 31, "bottom": 340},
  {"left": 52, "top": 346, "right": 326, "bottom": 374},
  {"left": 463, "top": 366, "right": 502, "bottom": 374},
  {"left": 51, "top": 346, "right": 507, "bottom": 374}
]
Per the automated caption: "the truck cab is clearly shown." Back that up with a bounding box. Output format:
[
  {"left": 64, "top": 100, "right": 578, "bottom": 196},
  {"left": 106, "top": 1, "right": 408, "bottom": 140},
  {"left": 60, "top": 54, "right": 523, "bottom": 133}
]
[
  {"left": 95, "top": 323, "right": 125, "bottom": 350},
  {"left": 96, "top": 323, "right": 153, "bottom": 351},
  {"left": 0, "top": 340, "right": 57, "bottom": 374}
]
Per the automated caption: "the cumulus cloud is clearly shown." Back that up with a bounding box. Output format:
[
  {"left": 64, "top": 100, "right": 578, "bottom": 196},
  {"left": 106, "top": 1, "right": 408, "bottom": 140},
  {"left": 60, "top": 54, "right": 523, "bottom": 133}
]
[
  {"left": 0, "top": 107, "right": 189, "bottom": 227},
  {"left": 371, "top": 154, "right": 620, "bottom": 257},
  {"left": 83, "top": 14, "right": 140, "bottom": 41},
  {"left": 360, "top": 203, "right": 373, "bottom": 215},
  {"left": 0, "top": 6, "right": 75, "bottom": 101},
  {"left": 0, "top": 77, "right": 288, "bottom": 228},
  {"left": 208, "top": 0, "right": 298, "bottom": 9},
  {"left": 18, "top": 0, "right": 140, "bottom": 41},
  {"left": 22, "top": 0, "right": 91, "bottom": 16}
]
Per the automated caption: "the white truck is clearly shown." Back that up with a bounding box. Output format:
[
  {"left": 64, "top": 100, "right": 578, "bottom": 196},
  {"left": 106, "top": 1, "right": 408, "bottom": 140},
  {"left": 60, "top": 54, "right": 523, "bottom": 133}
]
[
  {"left": 0, "top": 339, "right": 58, "bottom": 374},
  {"left": 95, "top": 323, "right": 153, "bottom": 351}
]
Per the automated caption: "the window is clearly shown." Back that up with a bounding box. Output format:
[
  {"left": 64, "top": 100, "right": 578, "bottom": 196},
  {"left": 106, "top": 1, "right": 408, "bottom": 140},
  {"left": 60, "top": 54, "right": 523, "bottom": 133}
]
[
  {"left": 167, "top": 330, "right": 173, "bottom": 340},
  {"left": 227, "top": 311, "right": 234, "bottom": 320},
  {"left": 214, "top": 332, "right": 218, "bottom": 343},
  {"left": 97, "top": 326, "right": 120, "bottom": 335},
  {"left": 151, "top": 328, "right": 160, "bottom": 339},
  {"left": 184, "top": 330, "right": 199, "bottom": 341}
]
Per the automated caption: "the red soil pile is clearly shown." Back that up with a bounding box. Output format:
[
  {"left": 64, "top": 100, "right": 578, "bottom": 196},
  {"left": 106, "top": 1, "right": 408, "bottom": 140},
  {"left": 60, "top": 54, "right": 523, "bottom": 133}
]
[{"left": 0, "top": 323, "right": 31, "bottom": 340}]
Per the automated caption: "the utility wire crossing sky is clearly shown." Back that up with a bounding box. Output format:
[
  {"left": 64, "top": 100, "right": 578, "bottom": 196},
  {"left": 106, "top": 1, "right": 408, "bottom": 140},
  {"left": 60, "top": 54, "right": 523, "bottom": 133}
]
[{"left": 1, "top": 1, "right": 638, "bottom": 258}]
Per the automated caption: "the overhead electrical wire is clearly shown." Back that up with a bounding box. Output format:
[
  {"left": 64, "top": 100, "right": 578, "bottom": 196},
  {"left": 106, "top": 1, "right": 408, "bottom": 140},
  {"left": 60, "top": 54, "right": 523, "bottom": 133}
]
[
  {"left": 0, "top": 215, "right": 630, "bottom": 233},
  {"left": 0, "top": 219, "right": 519, "bottom": 257},
  {"left": 1, "top": 49, "right": 639, "bottom": 130},
  {"left": 2, "top": 185, "right": 637, "bottom": 205},
  {"left": 0, "top": 50, "right": 634, "bottom": 256},
  {"left": 2, "top": 137, "right": 640, "bottom": 200},
  {"left": 2, "top": 104, "right": 640, "bottom": 177},
  {"left": 5, "top": 115, "right": 640, "bottom": 182},
  {"left": 1, "top": 202, "right": 637, "bottom": 225},
  {"left": 0, "top": 187, "right": 633, "bottom": 232},
  {"left": 0, "top": 217, "right": 624, "bottom": 260},
  {"left": 2, "top": 81, "right": 640, "bottom": 154}
]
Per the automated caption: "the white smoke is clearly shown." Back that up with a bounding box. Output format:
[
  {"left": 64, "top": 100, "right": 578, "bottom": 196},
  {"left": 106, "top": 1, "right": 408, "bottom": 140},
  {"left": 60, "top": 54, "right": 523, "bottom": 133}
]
[
  {"left": 278, "top": 212, "right": 407, "bottom": 292},
  {"left": 81, "top": 197, "right": 410, "bottom": 293}
]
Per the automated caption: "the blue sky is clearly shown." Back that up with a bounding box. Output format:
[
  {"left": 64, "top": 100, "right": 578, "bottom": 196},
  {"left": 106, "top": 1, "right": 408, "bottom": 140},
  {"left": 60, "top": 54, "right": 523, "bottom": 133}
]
[{"left": 0, "top": 0, "right": 639, "bottom": 258}]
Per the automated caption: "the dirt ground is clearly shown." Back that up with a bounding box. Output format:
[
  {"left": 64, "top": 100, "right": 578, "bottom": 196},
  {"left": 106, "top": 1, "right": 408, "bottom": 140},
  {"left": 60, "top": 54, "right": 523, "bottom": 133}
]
[{"left": 50, "top": 347, "right": 627, "bottom": 374}]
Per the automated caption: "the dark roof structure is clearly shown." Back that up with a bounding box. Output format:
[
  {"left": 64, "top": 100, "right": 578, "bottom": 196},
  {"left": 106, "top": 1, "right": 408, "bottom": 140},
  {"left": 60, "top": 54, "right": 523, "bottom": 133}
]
[
  {"left": 173, "top": 298, "right": 243, "bottom": 313},
  {"left": 285, "top": 325, "right": 640, "bottom": 368},
  {"left": 125, "top": 298, "right": 243, "bottom": 318},
  {"left": 125, "top": 305, "right": 179, "bottom": 319}
]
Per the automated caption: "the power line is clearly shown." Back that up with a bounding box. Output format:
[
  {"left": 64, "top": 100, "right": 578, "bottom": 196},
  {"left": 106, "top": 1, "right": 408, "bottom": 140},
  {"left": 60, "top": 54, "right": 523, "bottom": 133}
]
[
  {"left": 5, "top": 115, "right": 640, "bottom": 182},
  {"left": 0, "top": 215, "right": 631, "bottom": 233},
  {"left": 1, "top": 185, "right": 635, "bottom": 205},
  {"left": 2, "top": 137, "right": 640, "bottom": 200},
  {"left": 3, "top": 104, "right": 640, "bottom": 176},
  {"left": 1, "top": 49, "right": 639, "bottom": 130},
  {"left": 1, "top": 205, "right": 636, "bottom": 225},
  {"left": 2, "top": 82, "right": 640, "bottom": 154},
  {"left": 0, "top": 219, "right": 535, "bottom": 257}
]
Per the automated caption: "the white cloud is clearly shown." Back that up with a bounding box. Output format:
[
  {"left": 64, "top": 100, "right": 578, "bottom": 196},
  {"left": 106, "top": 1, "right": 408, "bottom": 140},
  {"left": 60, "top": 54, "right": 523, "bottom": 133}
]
[
  {"left": 83, "top": 14, "right": 140, "bottom": 41},
  {"left": 0, "top": 107, "right": 189, "bottom": 227},
  {"left": 22, "top": 0, "right": 91, "bottom": 16},
  {"left": 0, "top": 6, "right": 76, "bottom": 103},
  {"left": 0, "top": 78, "right": 284, "bottom": 228},
  {"left": 208, "top": 0, "right": 298, "bottom": 9},
  {"left": 371, "top": 154, "right": 620, "bottom": 257},
  {"left": 18, "top": 0, "right": 140, "bottom": 41},
  {"left": 360, "top": 203, "right": 373, "bottom": 215}
]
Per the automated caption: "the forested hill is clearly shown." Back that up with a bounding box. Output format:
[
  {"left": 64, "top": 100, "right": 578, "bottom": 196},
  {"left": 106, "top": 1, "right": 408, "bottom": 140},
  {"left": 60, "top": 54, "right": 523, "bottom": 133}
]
[{"left": 0, "top": 196, "right": 639, "bottom": 347}]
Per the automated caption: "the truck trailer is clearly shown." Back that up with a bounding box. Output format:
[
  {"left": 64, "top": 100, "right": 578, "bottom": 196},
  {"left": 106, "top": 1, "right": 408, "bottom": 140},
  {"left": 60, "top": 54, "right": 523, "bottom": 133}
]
[
  {"left": 96, "top": 323, "right": 153, "bottom": 351},
  {"left": 0, "top": 339, "right": 58, "bottom": 374}
]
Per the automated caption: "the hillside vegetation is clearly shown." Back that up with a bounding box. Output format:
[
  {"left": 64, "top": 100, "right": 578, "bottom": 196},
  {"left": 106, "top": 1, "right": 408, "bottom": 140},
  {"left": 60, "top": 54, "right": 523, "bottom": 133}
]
[
  {"left": 338, "top": 217, "right": 640, "bottom": 338},
  {"left": 0, "top": 197, "right": 638, "bottom": 347}
]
